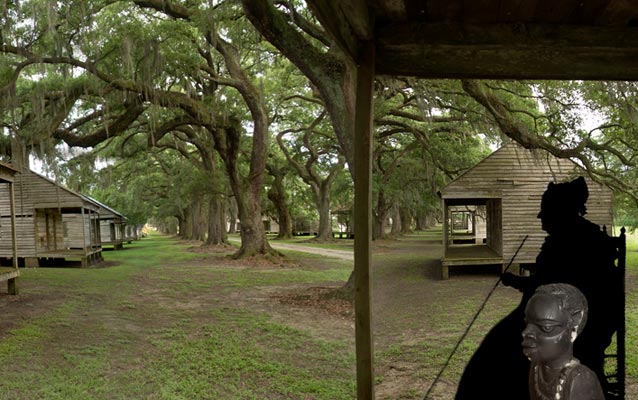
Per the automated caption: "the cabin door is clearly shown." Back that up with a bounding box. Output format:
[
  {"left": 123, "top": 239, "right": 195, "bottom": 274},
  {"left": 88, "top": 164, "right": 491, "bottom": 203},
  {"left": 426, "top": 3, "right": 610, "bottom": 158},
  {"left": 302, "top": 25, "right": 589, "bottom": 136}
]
[{"left": 36, "top": 209, "right": 61, "bottom": 251}]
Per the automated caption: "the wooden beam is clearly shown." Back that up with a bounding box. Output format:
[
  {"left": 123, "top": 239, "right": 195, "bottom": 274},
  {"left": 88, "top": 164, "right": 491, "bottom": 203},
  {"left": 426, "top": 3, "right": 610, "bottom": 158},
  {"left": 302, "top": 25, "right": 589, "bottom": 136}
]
[
  {"left": 353, "top": 39, "right": 375, "bottom": 400},
  {"left": 375, "top": 22, "right": 638, "bottom": 80},
  {"left": 306, "top": 0, "right": 372, "bottom": 60}
]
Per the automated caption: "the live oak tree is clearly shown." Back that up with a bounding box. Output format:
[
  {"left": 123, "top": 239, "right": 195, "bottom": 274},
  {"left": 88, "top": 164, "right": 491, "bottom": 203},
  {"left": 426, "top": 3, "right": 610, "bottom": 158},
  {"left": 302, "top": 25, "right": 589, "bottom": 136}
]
[
  {"left": 264, "top": 157, "right": 294, "bottom": 239},
  {"left": 276, "top": 109, "right": 346, "bottom": 241}
]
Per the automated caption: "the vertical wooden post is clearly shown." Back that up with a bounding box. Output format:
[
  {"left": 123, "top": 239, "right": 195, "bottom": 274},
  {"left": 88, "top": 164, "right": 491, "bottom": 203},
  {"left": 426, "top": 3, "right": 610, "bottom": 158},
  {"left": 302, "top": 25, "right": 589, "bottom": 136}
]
[
  {"left": 9, "top": 181, "right": 18, "bottom": 294},
  {"left": 354, "top": 39, "right": 375, "bottom": 400},
  {"left": 441, "top": 200, "right": 449, "bottom": 279},
  {"left": 81, "top": 207, "right": 87, "bottom": 251}
]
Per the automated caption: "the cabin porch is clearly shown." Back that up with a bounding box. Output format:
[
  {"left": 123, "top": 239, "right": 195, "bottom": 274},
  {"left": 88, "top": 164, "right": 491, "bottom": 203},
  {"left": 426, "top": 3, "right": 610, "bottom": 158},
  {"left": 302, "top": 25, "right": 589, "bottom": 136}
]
[
  {"left": 441, "top": 244, "right": 504, "bottom": 279},
  {"left": 0, "top": 267, "right": 19, "bottom": 294},
  {"left": 441, "top": 197, "right": 503, "bottom": 279},
  {"left": 34, "top": 248, "right": 103, "bottom": 268}
]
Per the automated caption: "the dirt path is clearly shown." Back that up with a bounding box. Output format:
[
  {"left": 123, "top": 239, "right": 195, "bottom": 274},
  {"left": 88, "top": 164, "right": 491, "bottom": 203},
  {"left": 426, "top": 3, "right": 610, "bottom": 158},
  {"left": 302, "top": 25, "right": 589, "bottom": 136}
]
[
  {"left": 269, "top": 242, "right": 354, "bottom": 260},
  {"left": 229, "top": 238, "right": 354, "bottom": 261}
]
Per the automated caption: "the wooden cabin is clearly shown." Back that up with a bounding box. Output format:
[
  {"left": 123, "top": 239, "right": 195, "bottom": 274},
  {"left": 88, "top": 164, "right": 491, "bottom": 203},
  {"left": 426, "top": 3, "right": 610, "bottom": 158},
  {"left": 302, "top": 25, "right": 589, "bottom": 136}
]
[
  {"left": 0, "top": 169, "right": 103, "bottom": 268},
  {"left": 439, "top": 142, "right": 613, "bottom": 279},
  {"left": 88, "top": 197, "right": 126, "bottom": 250},
  {"left": 262, "top": 217, "right": 280, "bottom": 234},
  {"left": 0, "top": 163, "right": 19, "bottom": 294}
]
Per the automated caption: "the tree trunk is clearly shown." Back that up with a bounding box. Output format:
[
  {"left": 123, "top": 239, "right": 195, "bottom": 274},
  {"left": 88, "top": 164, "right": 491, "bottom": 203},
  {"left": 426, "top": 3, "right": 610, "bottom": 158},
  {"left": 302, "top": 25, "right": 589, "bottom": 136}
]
[
  {"left": 267, "top": 168, "right": 293, "bottom": 239},
  {"left": 232, "top": 184, "right": 272, "bottom": 257},
  {"left": 183, "top": 206, "right": 195, "bottom": 240},
  {"left": 415, "top": 210, "right": 426, "bottom": 231},
  {"left": 177, "top": 214, "right": 185, "bottom": 238},
  {"left": 227, "top": 197, "right": 237, "bottom": 233},
  {"left": 400, "top": 206, "right": 412, "bottom": 234},
  {"left": 206, "top": 195, "right": 227, "bottom": 245},
  {"left": 315, "top": 184, "right": 333, "bottom": 240},
  {"left": 374, "top": 190, "right": 391, "bottom": 239},
  {"left": 390, "top": 206, "right": 401, "bottom": 237},
  {"left": 191, "top": 201, "right": 206, "bottom": 241}
]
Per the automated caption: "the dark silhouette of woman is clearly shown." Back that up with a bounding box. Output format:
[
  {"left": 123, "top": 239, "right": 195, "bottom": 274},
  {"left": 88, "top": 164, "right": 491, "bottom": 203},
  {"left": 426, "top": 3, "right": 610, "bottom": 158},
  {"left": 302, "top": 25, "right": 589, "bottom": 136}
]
[{"left": 454, "top": 177, "right": 619, "bottom": 400}]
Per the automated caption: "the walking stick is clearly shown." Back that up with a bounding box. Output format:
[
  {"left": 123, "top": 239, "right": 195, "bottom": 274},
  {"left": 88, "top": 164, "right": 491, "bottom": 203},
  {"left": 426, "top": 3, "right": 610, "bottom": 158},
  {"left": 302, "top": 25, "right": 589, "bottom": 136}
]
[{"left": 423, "top": 235, "right": 529, "bottom": 399}]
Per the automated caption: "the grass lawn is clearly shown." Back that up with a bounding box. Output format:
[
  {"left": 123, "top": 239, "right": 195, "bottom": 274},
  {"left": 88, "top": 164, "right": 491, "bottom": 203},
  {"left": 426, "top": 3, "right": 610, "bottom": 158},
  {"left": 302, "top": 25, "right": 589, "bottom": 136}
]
[
  {"left": 0, "top": 228, "right": 634, "bottom": 399},
  {"left": 0, "top": 235, "right": 355, "bottom": 399}
]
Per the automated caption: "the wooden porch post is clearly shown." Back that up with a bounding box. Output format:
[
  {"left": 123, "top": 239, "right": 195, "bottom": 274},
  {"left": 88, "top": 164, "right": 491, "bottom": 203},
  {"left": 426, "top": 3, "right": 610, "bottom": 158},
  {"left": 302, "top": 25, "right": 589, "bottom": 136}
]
[
  {"left": 81, "top": 207, "right": 87, "bottom": 250},
  {"left": 9, "top": 181, "right": 18, "bottom": 294},
  {"left": 354, "top": 39, "right": 375, "bottom": 400},
  {"left": 442, "top": 200, "right": 449, "bottom": 280}
]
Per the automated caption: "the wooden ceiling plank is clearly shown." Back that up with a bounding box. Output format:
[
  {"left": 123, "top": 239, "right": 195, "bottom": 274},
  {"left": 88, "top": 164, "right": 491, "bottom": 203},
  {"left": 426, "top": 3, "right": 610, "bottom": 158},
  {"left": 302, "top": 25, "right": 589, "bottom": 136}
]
[
  {"left": 377, "top": 47, "right": 638, "bottom": 80},
  {"left": 463, "top": 0, "right": 503, "bottom": 24},
  {"left": 377, "top": 21, "right": 638, "bottom": 49},
  {"left": 306, "top": 0, "right": 372, "bottom": 60},
  {"left": 375, "top": 21, "right": 638, "bottom": 80}
]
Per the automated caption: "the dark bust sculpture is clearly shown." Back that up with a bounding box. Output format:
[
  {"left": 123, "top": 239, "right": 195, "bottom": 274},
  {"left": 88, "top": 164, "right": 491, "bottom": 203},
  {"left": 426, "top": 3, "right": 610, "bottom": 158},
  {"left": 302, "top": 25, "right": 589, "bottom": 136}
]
[{"left": 523, "top": 283, "right": 604, "bottom": 400}]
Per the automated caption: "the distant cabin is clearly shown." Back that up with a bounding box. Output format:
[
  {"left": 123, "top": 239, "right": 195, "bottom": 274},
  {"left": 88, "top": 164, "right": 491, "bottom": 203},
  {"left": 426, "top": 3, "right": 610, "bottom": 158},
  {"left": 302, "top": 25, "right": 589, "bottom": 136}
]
[
  {"left": 439, "top": 142, "right": 613, "bottom": 279},
  {"left": 0, "top": 163, "right": 19, "bottom": 293},
  {"left": 263, "top": 217, "right": 280, "bottom": 234},
  {"left": 0, "top": 169, "right": 103, "bottom": 268},
  {"left": 87, "top": 196, "right": 127, "bottom": 250},
  {"left": 124, "top": 225, "right": 143, "bottom": 242}
]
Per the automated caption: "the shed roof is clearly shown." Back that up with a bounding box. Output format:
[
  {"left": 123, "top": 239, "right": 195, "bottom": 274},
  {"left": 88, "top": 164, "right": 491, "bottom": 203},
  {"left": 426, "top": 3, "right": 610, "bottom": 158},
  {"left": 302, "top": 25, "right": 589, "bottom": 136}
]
[
  {"left": 439, "top": 141, "right": 607, "bottom": 198},
  {"left": 85, "top": 195, "right": 126, "bottom": 220},
  {"left": 22, "top": 169, "right": 99, "bottom": 211},
  {"left": 307, "top": 0, "right": 638, "bottom": 80}
]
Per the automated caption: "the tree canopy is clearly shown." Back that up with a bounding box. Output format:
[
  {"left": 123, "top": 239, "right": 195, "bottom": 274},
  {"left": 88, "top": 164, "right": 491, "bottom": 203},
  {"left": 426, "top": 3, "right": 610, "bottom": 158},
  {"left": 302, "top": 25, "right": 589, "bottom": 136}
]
[{"left": 1, "top": 0, "right": 637, "bottom": 259}]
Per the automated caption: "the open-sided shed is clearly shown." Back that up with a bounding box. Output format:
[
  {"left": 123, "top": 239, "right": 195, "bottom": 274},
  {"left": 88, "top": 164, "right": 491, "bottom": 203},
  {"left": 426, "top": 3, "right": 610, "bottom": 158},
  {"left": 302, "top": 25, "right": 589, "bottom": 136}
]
[
  {"left": 0, "top": 169, "right": 103, "bottom": 267},
  {"left": 439, "top": 142, "right": 613, "bottom": 278},
  {"left": 87, "top": 196, "right": 127, "bottom": 250}
]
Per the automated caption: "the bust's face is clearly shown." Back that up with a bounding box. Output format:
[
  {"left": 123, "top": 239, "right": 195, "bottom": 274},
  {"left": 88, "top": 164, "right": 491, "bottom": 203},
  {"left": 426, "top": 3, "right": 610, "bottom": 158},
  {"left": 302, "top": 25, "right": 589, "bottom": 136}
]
[{"left": 522, "top": 293, "right": 573, "bottom": 366}]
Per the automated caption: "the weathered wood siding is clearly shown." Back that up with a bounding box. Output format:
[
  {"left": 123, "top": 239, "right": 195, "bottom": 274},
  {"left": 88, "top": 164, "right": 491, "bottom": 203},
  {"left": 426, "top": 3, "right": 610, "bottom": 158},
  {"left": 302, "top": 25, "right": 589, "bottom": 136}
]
[
  {"left": 15, "top": 171, "right": 89, "bottom": 209},
  {"left": 0, "top": 216, "right": 36, "bottom": 256},
  {"left": 441, "top": 143, "right": 613, "bottom": 265},
  {"left": 62, "top": 213, "right": 99, "bottom": 250}
]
